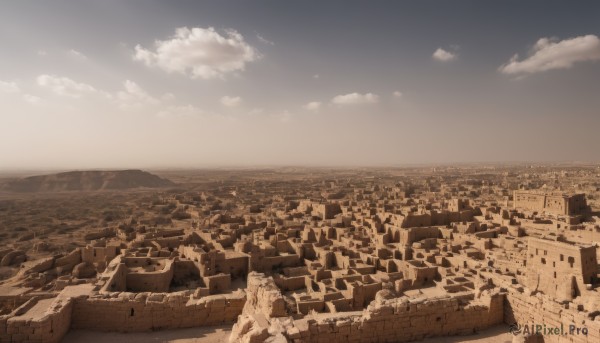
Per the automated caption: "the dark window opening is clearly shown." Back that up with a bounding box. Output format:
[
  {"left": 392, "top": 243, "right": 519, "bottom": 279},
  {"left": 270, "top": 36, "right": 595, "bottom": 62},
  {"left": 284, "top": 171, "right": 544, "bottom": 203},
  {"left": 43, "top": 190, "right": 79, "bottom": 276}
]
[{"left": 568, "top": 256, "right": 575, "bottom": 268}]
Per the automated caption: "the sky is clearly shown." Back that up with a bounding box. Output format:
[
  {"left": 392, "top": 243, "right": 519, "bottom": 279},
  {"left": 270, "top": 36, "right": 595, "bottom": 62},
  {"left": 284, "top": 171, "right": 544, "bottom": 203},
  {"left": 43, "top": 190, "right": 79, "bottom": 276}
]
[{"left": 1, "top": 0, "right": 600, "bottom": 170}]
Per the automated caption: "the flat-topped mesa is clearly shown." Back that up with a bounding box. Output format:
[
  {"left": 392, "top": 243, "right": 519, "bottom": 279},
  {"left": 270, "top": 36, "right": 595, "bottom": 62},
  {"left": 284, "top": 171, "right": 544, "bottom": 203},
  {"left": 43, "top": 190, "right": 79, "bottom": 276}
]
[{"left": 4, "top": 169, "right": 175, "bottom": 192}]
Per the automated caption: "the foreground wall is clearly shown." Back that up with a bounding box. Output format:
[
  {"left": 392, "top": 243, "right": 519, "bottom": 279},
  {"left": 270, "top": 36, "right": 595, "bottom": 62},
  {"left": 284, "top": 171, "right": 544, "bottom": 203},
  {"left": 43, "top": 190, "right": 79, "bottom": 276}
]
[
  {"left": 0, "top": 285, "right": 246, "bottom": 342},
  {"left": 230, "top": 272, "right": 504, "bottom": 343},
  {"left": 283, "top": 292, "right": 504, "bottom": 343},
  {"left": 505, "top": 287, "right": 600, "bottom": 343},
  {"left": 71, "top": 290, "right": 246, "bottom": 332},
  {"left": 0, "top": 295, "right": 72, "bottom": 343}
]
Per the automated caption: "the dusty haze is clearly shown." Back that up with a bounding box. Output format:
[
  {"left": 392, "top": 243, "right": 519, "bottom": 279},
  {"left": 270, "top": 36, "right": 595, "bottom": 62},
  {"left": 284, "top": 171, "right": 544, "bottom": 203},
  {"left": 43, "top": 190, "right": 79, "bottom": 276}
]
[{"left": 1, "top": 0, "right": 600, "bottom": 170}]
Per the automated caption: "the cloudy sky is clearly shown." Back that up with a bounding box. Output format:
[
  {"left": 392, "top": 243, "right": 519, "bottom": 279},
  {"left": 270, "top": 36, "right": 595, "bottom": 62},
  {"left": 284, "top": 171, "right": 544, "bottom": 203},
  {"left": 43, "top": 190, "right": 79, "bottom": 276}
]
[{"left": 1, "top": 0, "right": 600, "bottom": 170}]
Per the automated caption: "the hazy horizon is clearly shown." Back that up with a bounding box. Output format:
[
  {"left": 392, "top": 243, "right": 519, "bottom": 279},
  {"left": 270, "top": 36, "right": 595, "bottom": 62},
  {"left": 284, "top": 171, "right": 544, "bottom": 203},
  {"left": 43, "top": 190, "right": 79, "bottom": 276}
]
[
  {"left": 2, "top": 159, "right": 599, "bottom": 175},
  {"left": 2, "top": 0, "right": 600, "bottom": 170}
]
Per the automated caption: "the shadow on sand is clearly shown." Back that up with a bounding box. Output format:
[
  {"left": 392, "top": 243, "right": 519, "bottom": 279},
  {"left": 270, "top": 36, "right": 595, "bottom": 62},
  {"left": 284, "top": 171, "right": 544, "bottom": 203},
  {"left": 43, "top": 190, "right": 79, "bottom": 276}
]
[{"left": 62, "top": 324, "right": 232, "bottom": 343}]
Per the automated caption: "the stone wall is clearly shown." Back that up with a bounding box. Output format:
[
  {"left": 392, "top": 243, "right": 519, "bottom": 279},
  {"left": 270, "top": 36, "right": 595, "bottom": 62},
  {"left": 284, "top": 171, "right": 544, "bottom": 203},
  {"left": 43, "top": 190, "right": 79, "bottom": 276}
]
[
  {"left": 230, "top": 273, "right": 504, "bottom": 343},
  {"left": 284, "top": 292, "right": 504, "bottom": 342},
  {"left": 274, "top": 274, "right": 306, "bottom": 291},
  {"left": 504, "top": 288, "right": 600, "bottom": 343},
  {"left": 229, "top": 273, "right": 289, "bottom": 343},
  {"left": 255, "top": 254, "right": 301, "bottom": 272},
  {"left": 398, "top": 226, "right": 441, "bottom": 245},
  {"left": 101, "top": 261, "right": 128, "bottom": 292},
  {"left": 513, "top": 191, "right": 588, "bottom": 216},
  {"left": 0, "top": 295, "right": 73, "bottom": 343},
  {"left": 243, "top": 272, "right": 287, "bottom": 318},
  {"left": 125, "top": 260, "right": 175, "bottom": 292},
  {"left": 1, "top": 283, "right": 247, "bottom": 342},
  {"left": 71, "top": 290, "right": 246, "bottom": 332},
  {"left": 81, "top": 245, "right": 118, "bottom": 265},
  {"left": 525, "top": 237, "right": 596, "bottom": 302},
  {"left": 55, "top": 248, "right": 82, "bottom": 271},
  {"left": 0, "top": 296, "right": 32, "bottom": 316}
]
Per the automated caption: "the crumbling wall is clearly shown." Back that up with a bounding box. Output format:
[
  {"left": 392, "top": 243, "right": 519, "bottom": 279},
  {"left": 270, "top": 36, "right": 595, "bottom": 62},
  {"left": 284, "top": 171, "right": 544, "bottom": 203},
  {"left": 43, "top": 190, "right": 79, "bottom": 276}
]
[
  {"left": 504, "top": 288, "right": 600, "bottom": 343},
  {"left": 84, "top": 227, "right": 116, "bottom": 241},
  {"left": 101, "top": 262, "right": 127, "bottom": 292},
  {"left": 274, "top": 274, "right": 306, "bottom": 291},
  {"left": 399, "top": 226, "right": 441, "bottom": 245},
  {"left": 1, "top": 284, "right": 247, "bottom": 341},
  {"left": 400, "top": 214, "right": 432, "bottom": 229},
  {"left": 313, "top": 204, "right": 342, "bottom": 220},
  {"left": 257, "top": 254, "right": 301, "bottom": 272},
  {"left": 125, "top": 260, "right": 174, "bottom": 292},
  {"left": 215, "top": 253, "right": 249, "bottom": 279},
  {"left": 0, "top": 296, "right": 73, "bottom": 343},
  {"left": 525, "top": 237, "right": 596, "bottom": 302},
  {"left": 82, "top": 245, "right": 118, "bottom": 265},
  {"left": 172, "top": 260, "right": 203, "bottom": 286},
  {"left": 55, "top": 248, "right": 82, "bottom": 272},
  {"left": 284, "top": 292, "right": 504, "bottom": 342},
  {"left": 203, "top": 273, "right": 231, "bottom": 294},
  {"left": 231, "top": 273, "right": 504, "bottom": 343},
  {"left": 243, "top": 272, "right": 286, "bottom": 318},
  {"left": 71, "top": 290, "right": 245, "bottom": 332},
  {"left": 230, "top": 272, "right": 288, "bottom": 343}
]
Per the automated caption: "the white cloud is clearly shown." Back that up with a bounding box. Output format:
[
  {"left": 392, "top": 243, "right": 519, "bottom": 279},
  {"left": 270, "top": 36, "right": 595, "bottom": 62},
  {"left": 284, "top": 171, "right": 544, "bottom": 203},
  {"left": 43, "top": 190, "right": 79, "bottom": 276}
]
[
  {"left": 0, "top": 81, "right": 20, "bottom": 93},
  {"left": 134, "top": 27, "right": 259, "bottom": 79},
  {"left": 256, "top": 33, "right": 274, "bottom": 45},
  {"left": 220, "top": 95, "right": 242, "bottom": 107},
  {"left": 331, "top": 92, "right": 379, "bottom": 105},
  {"left": 37, "top": 50, "right": 47, "bottom": 56},
  {"left": 0, "top": 81, "right": 41, "bottom": 104},
  {"left": 303, "top": 101, "right": 321, "bottom": 111},
  {"left": 313, "top": 74, "right": 320, "bottom": 79},
  {"left": 68, "top": 49, "right": 87, "bottom": 60},
  {"left": 499, "top": 34, "right": 600, "bottom": 75},
  {"left": 36, "top": 74, "right": 97, "bottom": 98},
  {"left": 432, "top": 48, "right": 457, "bottom": 62},
  {"left": 393, "top": 91, "right": 403, "bottom": 98},
  {"left": 22, "top": 94, "right": 41, "bottom": 104},
  {"left": 117, "top": 80, "right": 160, "bottom": 110},
  {"left": 118, "top": 80, "right": 157, "bottom": 102}
]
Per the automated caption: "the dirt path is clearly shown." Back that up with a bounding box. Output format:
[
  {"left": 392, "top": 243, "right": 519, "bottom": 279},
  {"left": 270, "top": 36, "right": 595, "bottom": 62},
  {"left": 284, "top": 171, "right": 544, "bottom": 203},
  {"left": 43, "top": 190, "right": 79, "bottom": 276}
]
[
  {"left": 422, "top": 324, "right": 513, "bottom": 343},
  {"left": 62, "top": 325, "right": 232, "bottom": 343},
  {"left": 62, "top": 324, "right": 512, "bottom": 343}
]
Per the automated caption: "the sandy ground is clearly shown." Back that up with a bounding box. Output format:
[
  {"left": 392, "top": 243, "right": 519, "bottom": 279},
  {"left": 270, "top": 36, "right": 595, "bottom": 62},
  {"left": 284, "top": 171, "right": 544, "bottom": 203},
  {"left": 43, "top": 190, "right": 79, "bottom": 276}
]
[
  {"left": 62, "top": 325, "right": 232, "bottom": 343},
  {"left": 422, "top": 324, "right": 513, "bottom": 343},
  {"left": 63, "top": 324, "right": 512, "bottom": 343}
]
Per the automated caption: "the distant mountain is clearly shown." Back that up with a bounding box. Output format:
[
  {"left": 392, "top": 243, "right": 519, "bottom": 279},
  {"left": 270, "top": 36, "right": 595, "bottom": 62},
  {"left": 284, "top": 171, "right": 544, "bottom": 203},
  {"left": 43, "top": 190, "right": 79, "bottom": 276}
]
[{"left": 3, "top": 170, "right": 175, "bottom": 192}]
